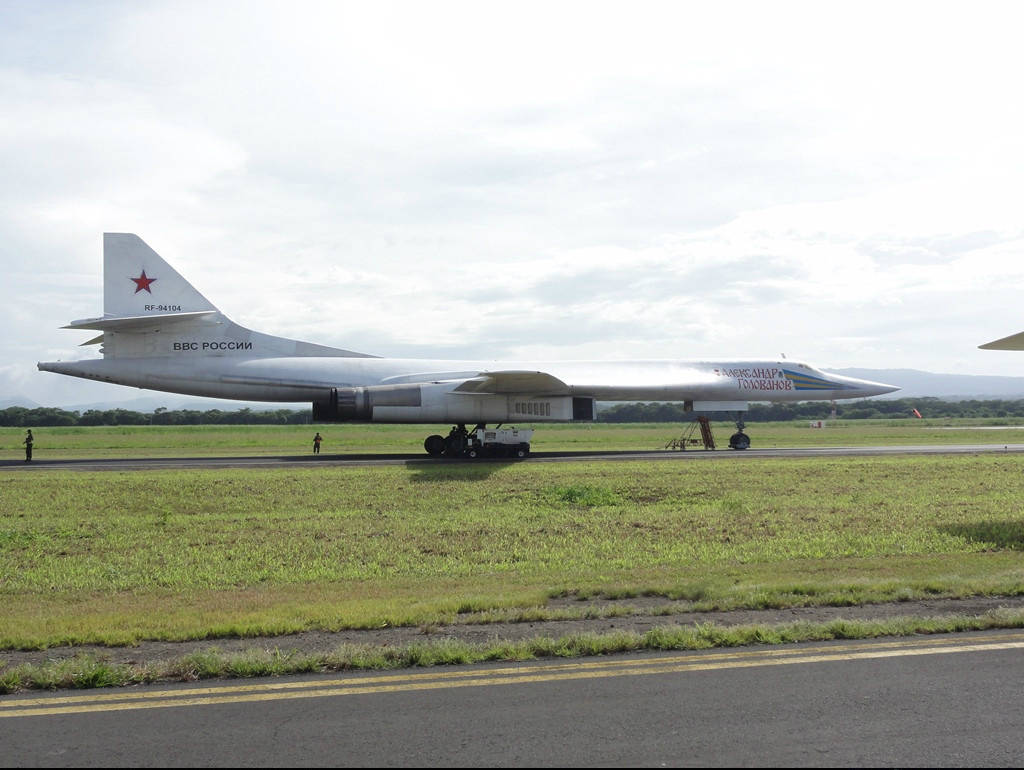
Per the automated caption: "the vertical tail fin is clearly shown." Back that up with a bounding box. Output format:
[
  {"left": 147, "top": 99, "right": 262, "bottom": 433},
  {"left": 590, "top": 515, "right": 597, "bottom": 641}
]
[
  {"left": 103, "top": 233, "right": 218, "bottom": 317},
  {"left": 50, "top": 233, "right": 374, "bottom": 362}
]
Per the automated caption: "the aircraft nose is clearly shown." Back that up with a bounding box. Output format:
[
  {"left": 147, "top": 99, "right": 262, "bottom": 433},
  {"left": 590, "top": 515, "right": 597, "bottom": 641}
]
[{"left": 835, "top": 374, "right": 901, "bottom": 397}]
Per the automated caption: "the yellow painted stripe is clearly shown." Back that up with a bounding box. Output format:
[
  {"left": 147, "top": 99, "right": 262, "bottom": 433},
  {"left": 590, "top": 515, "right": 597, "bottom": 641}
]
[
  {"left": 3, "top": 632, "right": 1024, "bottom": 719},
  {"left": 3, "top": 631, "right": 1007, "bottom": 709}
]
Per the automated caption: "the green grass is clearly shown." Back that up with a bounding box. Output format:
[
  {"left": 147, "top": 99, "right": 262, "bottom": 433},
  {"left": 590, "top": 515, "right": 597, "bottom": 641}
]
[
  {"left": 4, "top": 417, "right": 1024, "bottom": 460},
  {"left": 3, "top": 453, "right": 1024, "bottom": 651}
]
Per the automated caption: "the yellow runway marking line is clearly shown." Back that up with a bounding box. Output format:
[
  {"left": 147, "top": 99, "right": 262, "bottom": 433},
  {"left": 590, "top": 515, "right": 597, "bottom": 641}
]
[
  {"left": 3, "top": 631, "right": 1011, "bottom": 709},
  {"left": 4, "top": 631, "right": 1024, "bottom": 719}
]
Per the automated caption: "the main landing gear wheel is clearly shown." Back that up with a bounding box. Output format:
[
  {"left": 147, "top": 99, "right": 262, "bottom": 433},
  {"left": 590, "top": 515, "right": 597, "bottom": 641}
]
[{"left": 424, "top": 434, "right": 445, "bottom": 456}]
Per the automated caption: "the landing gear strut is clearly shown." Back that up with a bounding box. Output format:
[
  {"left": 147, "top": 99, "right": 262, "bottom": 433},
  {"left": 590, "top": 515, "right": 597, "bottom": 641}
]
[
  {"left": 728, "top": 413, "right": 750, "bottom": 450},
  {"left": 444, "top": 424, "right": 470, "bottom": 456}
]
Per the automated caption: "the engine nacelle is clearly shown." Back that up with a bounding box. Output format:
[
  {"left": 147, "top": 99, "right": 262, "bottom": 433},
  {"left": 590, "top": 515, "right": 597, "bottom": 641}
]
[
  {"left": 312, "top": 384, "right": 420, "bottom": 421},
  {"left": 313, "top": 384, "right": 595, "bottom": 424}
]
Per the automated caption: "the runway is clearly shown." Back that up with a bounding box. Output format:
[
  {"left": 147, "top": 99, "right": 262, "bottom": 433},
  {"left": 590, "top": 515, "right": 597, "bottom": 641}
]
[{"left": 3, "top": 443, "right": 1024, "bottom": 471}]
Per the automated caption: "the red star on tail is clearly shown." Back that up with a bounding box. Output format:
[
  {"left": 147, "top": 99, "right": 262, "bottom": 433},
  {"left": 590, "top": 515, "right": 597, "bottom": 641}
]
[{"left": 131, "top": 270, "right": 157, "bottom": 293}]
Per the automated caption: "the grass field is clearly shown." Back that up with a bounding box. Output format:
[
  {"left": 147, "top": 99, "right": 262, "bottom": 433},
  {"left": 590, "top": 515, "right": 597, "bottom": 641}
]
[
  {"left": 2, "top": 421, "right": 1024, "bottom": 692},
  {"left": 3, "top": 420, "right": 1024, "bottom": 691}
]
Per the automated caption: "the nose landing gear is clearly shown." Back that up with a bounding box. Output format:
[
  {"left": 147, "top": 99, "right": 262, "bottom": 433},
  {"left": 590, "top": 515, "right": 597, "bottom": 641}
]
[{"left": 728, "top": 414, "right": 750, "bottom": 450}]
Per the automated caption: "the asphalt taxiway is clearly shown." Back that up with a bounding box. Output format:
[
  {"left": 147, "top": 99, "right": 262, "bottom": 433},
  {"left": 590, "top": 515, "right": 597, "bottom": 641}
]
[{"left": 5, "top": 630, "right": 1024, "bottom": 766}]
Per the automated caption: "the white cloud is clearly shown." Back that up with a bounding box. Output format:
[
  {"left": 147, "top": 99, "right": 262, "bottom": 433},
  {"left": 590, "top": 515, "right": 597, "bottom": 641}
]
[{"left": 4, "top": 0, "right": 1024, "bottom": 406}]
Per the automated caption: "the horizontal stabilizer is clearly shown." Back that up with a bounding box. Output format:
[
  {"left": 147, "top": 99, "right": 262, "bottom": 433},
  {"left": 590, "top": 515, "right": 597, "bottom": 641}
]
[
  {"left": 452, "top": 370, "right": 571, "bottom": 395},
  {"left": 979, "top": 331, "right": 1024, "bottom": 350},
  {"left": 64, "top": 311, "right": 218, "bottom": 332}
]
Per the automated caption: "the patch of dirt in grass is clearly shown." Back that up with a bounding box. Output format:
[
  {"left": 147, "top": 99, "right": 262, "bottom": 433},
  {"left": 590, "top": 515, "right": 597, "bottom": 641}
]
[{"left": 4, "top": 595, "right": 1024, "bottom": 671}]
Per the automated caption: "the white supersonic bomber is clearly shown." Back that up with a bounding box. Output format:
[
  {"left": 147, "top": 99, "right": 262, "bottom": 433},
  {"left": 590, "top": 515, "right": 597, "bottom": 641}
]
[{"left": 39, "top": 234, "right": 900, "bottom": 453}]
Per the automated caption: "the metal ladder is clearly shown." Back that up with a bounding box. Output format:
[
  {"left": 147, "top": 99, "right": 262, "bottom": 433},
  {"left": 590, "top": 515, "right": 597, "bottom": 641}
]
[{"left": 665, "top": 416, "right": 715, "bottom": 450}]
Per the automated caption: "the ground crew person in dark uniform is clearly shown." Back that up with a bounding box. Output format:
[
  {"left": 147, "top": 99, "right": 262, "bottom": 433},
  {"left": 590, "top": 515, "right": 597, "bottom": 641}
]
[
  {"left": 23, "top": 429, "right": 33, "bottom": 462},
  {"left": 313, "top": 432, "right": 322, "bottom": 454}
]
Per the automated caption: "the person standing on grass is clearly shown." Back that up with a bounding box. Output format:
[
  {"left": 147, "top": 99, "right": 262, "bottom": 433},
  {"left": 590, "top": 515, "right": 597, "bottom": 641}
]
[
  {"left": 313, "top": 432, "right": 323, "bottom": 454},
  {"left": 23, "top": 429, "right": 33, "bottom": 462}
]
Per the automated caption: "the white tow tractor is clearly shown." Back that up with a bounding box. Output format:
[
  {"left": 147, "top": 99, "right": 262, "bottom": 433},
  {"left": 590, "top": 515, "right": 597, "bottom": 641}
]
[
  {"left": 424, "top": 424, "right": 534, "bottom": 457},
  {"left": 465, "top": 426, "right": 533, "bottom": 458}
]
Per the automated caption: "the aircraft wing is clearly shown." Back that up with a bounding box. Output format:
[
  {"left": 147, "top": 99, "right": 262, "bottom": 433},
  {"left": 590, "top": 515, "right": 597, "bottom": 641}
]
[
  {"left": 409, "top": 363, "right": 722, "bottom": 400},
  {"left": 451, "top": 370, "right": 571, "bottom": 395},
  {"left": 979, "top": 331, "right": 1024, "bottom": 350}
]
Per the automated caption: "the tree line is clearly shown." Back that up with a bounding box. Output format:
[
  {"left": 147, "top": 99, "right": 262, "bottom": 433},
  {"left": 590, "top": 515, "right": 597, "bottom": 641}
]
[
  {"left": 598, "top": 397, "right": 1024, "bottom": 422},
  {"left": 4, "top": 397, "right": 1024, "bottom": 427},
  {"left": 0, "top": 406, "right": 313, "bottom": 427}
]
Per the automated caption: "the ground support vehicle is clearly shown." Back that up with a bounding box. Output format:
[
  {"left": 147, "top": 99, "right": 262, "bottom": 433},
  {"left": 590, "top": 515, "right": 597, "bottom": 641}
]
[{"left": 424, "top": 424, "right": 533, "bottom": 458}]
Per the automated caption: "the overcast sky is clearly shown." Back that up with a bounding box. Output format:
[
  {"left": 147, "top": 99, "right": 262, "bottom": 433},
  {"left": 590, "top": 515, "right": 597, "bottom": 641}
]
[{"left": 3, "top": 0, "right": 1024, "bottom": 407}]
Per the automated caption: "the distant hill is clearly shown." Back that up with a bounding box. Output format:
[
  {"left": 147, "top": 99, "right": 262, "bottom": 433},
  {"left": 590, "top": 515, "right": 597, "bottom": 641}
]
[
  {"left": 833, "top": 368, "right": 1024, "bottom": 401},
  {"left": 0, "top": 396, "right": 41, "bottom": 409}
]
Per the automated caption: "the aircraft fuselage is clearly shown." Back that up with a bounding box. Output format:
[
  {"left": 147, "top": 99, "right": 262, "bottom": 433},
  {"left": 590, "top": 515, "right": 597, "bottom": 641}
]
[{"left": 39, "top": 355, "right": 893, "bottom": 423}]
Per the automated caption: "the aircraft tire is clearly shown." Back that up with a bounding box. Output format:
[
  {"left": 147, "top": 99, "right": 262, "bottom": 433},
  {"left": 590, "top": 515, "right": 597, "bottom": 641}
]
[
  {"left": 424, "top": 435, "right": 445, "bottom": 456},
  {"left": 729, "top": 433, "right": 750, "bottom": 450}
]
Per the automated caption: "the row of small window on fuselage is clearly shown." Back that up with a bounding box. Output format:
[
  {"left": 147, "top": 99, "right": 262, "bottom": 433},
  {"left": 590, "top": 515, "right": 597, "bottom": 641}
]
[{"left": 515, "top": 401, "right": 551, "bottom": 417}]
